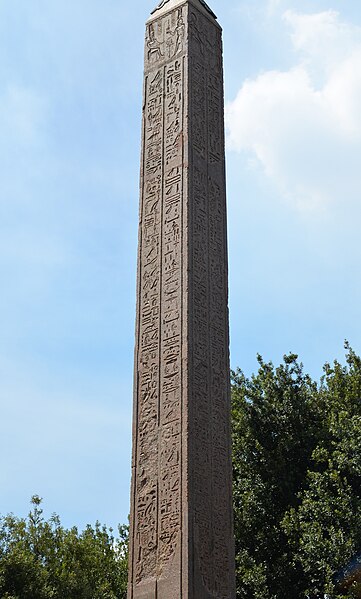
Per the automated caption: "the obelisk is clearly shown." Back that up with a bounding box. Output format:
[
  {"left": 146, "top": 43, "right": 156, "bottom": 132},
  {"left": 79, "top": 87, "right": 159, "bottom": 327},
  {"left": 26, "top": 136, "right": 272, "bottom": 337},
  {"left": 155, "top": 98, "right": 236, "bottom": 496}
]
[{"left": 128, "top": 0, "right": 235, "bottom": 597}]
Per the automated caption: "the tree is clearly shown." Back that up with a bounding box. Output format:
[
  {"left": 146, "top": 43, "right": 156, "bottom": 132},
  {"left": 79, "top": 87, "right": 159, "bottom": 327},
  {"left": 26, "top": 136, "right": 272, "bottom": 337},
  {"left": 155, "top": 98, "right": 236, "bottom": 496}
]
[
  {"left": 2, "top": 347, "right": 361, "bottom": 598},
  {"left": 0, "top": 496, "right": 128, "bottom": 599},
  {"left": 231, "top": 345, "right": 361, "bottom": 598}
]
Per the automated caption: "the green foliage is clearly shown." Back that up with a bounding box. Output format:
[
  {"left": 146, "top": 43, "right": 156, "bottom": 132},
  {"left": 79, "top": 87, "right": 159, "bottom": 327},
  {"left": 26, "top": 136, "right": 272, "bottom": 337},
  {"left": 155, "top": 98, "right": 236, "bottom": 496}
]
[
  {"left": 3, "top": 347, "right": 361, "bottom": 598},
  {"left": 232, "top": 345, "right": 361, "bottom": 598},
  {"left": 0, "top": 496, "right": 128, "bottom": 599}
]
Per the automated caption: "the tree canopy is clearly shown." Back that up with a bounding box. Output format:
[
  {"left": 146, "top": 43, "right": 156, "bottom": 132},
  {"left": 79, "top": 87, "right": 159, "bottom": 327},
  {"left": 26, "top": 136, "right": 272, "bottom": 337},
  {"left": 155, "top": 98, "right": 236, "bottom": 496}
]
[
  {"left": 0, "top": 496, "right": 128, "bottom": 599},
  {"left": 1, "top": 347, "right": 361, "bottom": 598},
  {"left": 232, "top": 345, "right": 361, "bottom": 598}
]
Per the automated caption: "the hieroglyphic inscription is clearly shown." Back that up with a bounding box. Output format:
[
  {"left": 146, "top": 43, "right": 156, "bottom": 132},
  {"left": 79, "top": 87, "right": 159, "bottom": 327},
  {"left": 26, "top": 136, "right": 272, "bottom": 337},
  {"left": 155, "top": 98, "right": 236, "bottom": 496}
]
[
  {"left": 132, "top": 5, "right": 185, "bottom": 591},
  {"left": 130, "top": 3, "right": 235, "bottom": 597},
  {"left": 134, "top": 64, "right": 164, "bottom": 584},
  {"left": 189, "top": 7, "right": 234, "bottom": 598},
  {"left": 158, "top": 56, "right": 184, "bottom": 574}
]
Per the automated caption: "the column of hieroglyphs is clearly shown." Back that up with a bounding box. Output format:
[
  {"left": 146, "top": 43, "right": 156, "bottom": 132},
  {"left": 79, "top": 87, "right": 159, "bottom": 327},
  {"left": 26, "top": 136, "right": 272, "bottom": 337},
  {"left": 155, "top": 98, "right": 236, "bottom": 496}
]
[{"left": 128, "top": 1, "right": 236, "bottom": 597}]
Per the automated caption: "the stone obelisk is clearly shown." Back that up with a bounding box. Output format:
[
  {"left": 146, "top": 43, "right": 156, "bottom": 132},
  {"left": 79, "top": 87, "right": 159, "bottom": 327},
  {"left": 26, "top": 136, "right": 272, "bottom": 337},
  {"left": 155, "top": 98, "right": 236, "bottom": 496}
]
[{"left": 128, "top": 0, "right": 235, "bottom": 597}]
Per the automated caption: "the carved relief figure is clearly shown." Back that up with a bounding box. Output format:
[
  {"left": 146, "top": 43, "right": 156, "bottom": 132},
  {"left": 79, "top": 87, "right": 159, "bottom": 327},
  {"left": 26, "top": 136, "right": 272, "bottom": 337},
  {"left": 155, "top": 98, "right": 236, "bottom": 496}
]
[
  {"left": 174, "top": 11, "right": 185, "bottom": 55},
  {"left": 165, "top": 22, "right": 176, "bottom": 58},
  {"left": 147, "top": 23, "right": 163, "bottom": 63},
  {"left": 190, "top": 11, "right": 204, "bottom": 55},
  {"left": 164, "top": 9, "right": 185, "bottom": 59}
]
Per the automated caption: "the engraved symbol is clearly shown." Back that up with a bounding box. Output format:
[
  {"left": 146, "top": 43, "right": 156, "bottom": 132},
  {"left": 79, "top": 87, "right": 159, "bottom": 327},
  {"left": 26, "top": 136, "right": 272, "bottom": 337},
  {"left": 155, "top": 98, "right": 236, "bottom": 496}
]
[
  {"left": 149, "top": 71, "right": 162, "bottom": 95},
  {"left": 147, "top": 24, "right": 163, "bottom": 63},
  {"left": 165, "top": 23, "right": 175, "bottom": 58},
  {"left": 190, "top": 12, "right": 204, "bottom": 55},
  {"left": 175, "top": 11, "right": 185, "bottom": 55},
  {"left": 165, "top": 9, "right": 185, "bottom": 58}
]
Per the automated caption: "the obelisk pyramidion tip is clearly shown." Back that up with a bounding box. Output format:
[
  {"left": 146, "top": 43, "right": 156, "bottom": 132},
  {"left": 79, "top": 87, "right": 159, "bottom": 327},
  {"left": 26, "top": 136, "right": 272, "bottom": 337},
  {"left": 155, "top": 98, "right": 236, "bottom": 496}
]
[{"left": 151, "top": 0, "right": 217, "bottom": 19}]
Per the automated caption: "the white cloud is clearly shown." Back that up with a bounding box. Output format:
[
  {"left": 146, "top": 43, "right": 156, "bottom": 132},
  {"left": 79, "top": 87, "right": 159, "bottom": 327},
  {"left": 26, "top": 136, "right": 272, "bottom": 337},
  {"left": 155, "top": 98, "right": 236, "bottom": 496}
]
[
  {"left": 284, "top": 10, "right": 360, "bottom": 71},
  {"left": 226, "top": 10, "right": 361, "bottom": 212}
]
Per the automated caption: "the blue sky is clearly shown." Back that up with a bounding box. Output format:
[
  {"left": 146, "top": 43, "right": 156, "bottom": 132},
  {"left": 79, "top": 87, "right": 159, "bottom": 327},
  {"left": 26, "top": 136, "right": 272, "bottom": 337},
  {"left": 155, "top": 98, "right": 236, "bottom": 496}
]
[{"left": 1, "top": 0, "right": 361, "bottom": 530}]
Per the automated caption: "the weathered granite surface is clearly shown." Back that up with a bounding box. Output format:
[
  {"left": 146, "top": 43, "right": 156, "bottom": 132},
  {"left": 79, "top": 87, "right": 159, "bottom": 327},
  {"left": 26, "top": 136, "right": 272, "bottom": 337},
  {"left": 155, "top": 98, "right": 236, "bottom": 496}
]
[{"left": 128, "top": 1, "right": 236, "bottom": 596}]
